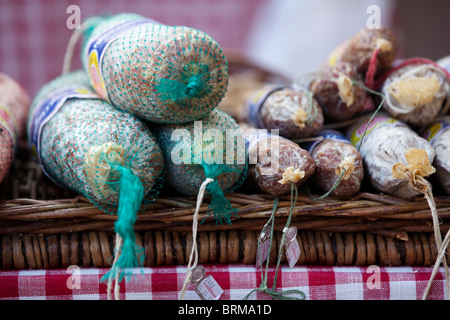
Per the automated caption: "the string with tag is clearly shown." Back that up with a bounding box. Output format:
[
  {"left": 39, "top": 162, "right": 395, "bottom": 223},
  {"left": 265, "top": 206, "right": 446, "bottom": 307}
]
[
  {"left": 179, "top": 178, "right": 224, "bottom": 300},
  {"left": 179, "top": 178, "right": 212, "bottom": 300},
  {"left": 243, "top": 183, "right": 305, "bottom": 300}
]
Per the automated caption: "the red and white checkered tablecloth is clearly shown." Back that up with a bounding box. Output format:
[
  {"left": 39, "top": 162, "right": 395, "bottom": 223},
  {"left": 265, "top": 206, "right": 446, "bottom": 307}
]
[{"left": 0, "top": 265, "right": 446, "bottom": 300}]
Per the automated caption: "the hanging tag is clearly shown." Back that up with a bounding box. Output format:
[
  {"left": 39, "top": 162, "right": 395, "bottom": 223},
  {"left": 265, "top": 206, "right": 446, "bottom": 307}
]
[
  {"left": 190, "top": 267, "right": 223, "bottom": 300},
  {"left": 255, "top": 224, "right": 272, "bottom": 268},
  {"left": 283, "top": 226, "right": 301, "bottom": 269}
]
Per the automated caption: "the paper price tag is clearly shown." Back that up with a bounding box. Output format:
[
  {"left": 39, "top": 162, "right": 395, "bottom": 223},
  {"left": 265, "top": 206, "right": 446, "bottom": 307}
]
[
  {"left": 194, "top": 275, "right": 223, "bottom": 301},
  {"left": 190, "top": 267, "right": 223, "bottom": 300},
  {"left": 284, "top": 226, "right": 300, "bottom": 269},
  {"left": 255, "top": 225, "right": 272, "bottom": 268}
]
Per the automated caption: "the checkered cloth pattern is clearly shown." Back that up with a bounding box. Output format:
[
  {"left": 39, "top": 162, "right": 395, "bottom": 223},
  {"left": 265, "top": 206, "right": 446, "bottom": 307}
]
[
  {"left": 0, "top": 265, "right": 447, "bottom": 300},
  {"left": 0, "top": 0, "right": 263, "bottom": 98}
]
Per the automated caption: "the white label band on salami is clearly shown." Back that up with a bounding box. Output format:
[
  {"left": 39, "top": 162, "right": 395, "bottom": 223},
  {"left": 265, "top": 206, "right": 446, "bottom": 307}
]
[
  {"left": 349, "top": 114, "right": 405, "bottom": 148},
  {"left": 423, "top": 117, "right": 450, "bottom": 144},
  {"left": 29, "top": 88, "right": 99, "bottom": 187},
  {"left": 305, "top": 129, "right": 350, "bottom": 153},
  {"left": 246, "top": 85, "right": 289, "bottom": 129},
  {"left": 86, "top": 18, "right": 159, "bottom": 101}
]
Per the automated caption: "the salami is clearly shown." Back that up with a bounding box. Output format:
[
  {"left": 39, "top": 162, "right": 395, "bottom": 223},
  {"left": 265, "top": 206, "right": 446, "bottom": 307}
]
[
  {"left": 423, "top": 117, "right": 450, "bottom": 194},
  {"left": 245, "top": 129, "right": 315, "bottom": 196},
  {"left": 81, "top": 13, "right": 228, "bottom": 124},
  {"left": 0, "top": 73, "right": 30, "bottom": 183},
  {"left": 28, "top": 70, "right": 165, "bottom": 281},
  {"left": 0, "top": 73, "right": 30, "bottom": 138},
  {"left": 246, "top": 85, "right": 323, "bottom": 140},
  {"left": 327, "top": 27, "right": 399, "bottom": 79},
  {"left": 309, "top": 62, "right": 367, "bottom": 122},
  {"left": 307, "top": 130, "right": 364, "bottom": 197},
  {"left": 348, "top": 113, "right": 435, "bottom": 199},
  {"left": 153, "top": 109, "right": 247, "bottom": 224},
  {"left": 381, "top": 62, "right": 450, "bottom": 128}
]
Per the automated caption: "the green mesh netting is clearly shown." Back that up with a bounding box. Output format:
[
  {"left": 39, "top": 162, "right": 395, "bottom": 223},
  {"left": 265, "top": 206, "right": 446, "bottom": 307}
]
[
  {"left": 154, "top": 109, "right": 247, "bottom": 224},
  {"left": 27, "top": 70, "right": 165, "bottom": 280},
  {"left": 81, "top": 12, "right": 229, "bottom": 124}
]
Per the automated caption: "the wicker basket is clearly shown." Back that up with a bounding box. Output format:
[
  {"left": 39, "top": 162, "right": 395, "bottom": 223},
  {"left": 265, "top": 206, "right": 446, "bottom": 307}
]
[
  {"left": 1, "top": 139, "right": 449, "bottom": 270},
  {"left": 1, "top": 52, "right": 449, "bottom": 271}
]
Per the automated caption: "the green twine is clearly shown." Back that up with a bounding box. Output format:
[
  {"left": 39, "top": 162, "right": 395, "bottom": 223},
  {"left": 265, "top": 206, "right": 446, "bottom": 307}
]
[
  {"left": 305, "top": 89, "right": 319, "bottom": 126},
  {"left": 307, "top": 80, "right": 386, "bottom": 202},
  {"left": 156, "top": 63, "right": 210, "bottom": 103},
  {"left": 351, "top": 80, "right": 386, "bottom": 153},
  {"left": 243, "top": 183, "right": 306, "bottom": 300},
  {"left": 201, "top": 163, "right": 240, "bottom": 225},
  {"left": 185, "top": 76, "right": 202, "bottom": 97},
  {"left": 101, "top": 164, "right": 145, "bottom": 283}
]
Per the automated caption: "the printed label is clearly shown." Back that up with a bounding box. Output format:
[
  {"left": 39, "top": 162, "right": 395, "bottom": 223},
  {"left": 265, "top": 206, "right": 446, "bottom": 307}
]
[
  {"left": 423, "top": 117, "right": 450, "bottom": 144},
  {"left": 0, "top": 103, "right": 17, "bottom": 155},
  {"left": 86, "top": 18, "right": 157, "bottom": 101},
  {"left": 349, "top": 114, "right": 403, "bottom": 147},
  {"left": 194, "top": 275, "right": 223, "bottom": 300},
  {"left": 29, "top": 87, "right": 99, "bottom": 186},
  {"left": 305, "top": 129, "right": 350, "bottom": 153},
  {"left": 246, "top": 86, "right": 288, "bottom": 129}
]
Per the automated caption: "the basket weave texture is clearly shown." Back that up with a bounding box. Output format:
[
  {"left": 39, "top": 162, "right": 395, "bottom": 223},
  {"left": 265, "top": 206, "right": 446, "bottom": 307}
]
[{"left": 0, "top": 141, "right": 449, "bottom": 270}]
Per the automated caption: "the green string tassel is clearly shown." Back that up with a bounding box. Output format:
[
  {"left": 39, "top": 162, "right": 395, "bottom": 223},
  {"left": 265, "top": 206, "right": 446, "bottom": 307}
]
[
  {"left": 201, "top": 163, "right": 241, "bottom": 225},
  {"left": 102, "top": 165, "right": 145, "bottom": 282}
]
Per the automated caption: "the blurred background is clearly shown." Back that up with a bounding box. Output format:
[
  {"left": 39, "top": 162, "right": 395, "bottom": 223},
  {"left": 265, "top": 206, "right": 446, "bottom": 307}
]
[{"left": 1, "top": 0, "right": 449, "bottom": 98}]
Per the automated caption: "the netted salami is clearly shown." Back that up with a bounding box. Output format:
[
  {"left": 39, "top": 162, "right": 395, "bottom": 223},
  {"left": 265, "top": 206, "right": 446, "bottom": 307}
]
[
  {"left": 28, "top": 70, "right": 165, "bottom": 280},
  {"left": 81, "top": 12, "right": 228, "bottom": 124},
  {"left": 381, "top": 62, "right": 450, "bottom": 128},
  {"left": 423, "top": 117, "right": 450, "bottom": 194},
  {"left": 245, "top": 129, "right": 315, "bottom": 196},
  {"left": 309, "top": 62, "right": 367, "bottom": 122},
  {"left": 306, "top": 130, "right": 363, "bottom": 197},
  {"left": 246, "top": 85, "right": 323, "bottom": 140},
  {"left": 153, "top": 109, "right": 247, "bottom": 224},
  {"left": 0, "top": 73, "right": 30, "bottom": 183},
  {"left": 348, "top": 113, "right": 435, "bottom": 199}
]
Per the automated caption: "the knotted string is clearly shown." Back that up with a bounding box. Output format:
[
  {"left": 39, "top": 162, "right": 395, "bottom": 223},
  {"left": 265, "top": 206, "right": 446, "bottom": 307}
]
[
  {"left": 417, "top": 177, "right": 450, "bottom": 300},
  {"left": 243, "top": 183, "right": 305, "bottom": 300},
  {"left": 422, "top": 228, "right": 450, "bottom": 300},
  {"left": 179, "top": 178, "right": 214, "bottom": 300}
]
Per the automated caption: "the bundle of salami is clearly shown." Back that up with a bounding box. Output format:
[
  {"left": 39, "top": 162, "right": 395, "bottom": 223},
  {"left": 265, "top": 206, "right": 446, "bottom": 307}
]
[
  {"left": 239, "top": 26, "right": 450, "bottom": 297},
  {"left": 243, "top": 26, "right": 450, "bottom": 200},
  {"left": 23, "top": 12, "right": 247, "bottom": 294}
]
